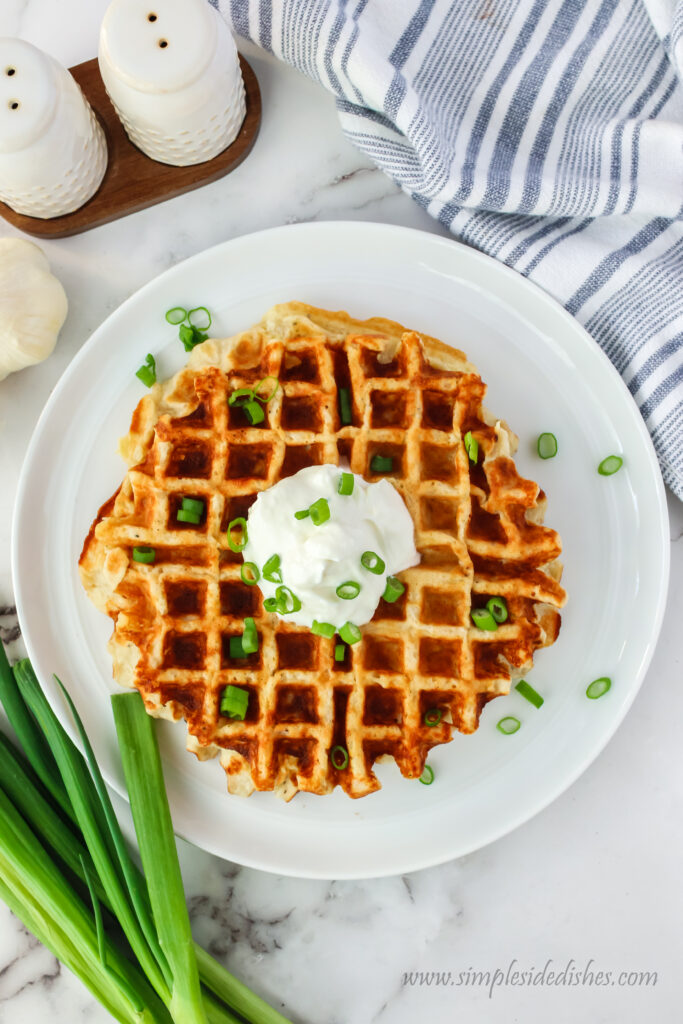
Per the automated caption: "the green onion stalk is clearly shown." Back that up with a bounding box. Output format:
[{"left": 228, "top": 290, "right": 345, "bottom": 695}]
[{"left": 0, "top": 641, "right": 291, "bottom": 1024}]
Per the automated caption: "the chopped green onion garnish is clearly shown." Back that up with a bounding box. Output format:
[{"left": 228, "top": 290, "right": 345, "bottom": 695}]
[
  {"left": 228, "top": 637, "right": 246, "bottom": 659},
  {"left": 220, "top": 684, "right": 249, "bottom": 718},
  {"left": 339, "top": 622, "right": 361, "bottom": 645},
  {"left": 383, "top": 576, "right": 405, "bottom": 603},
  {"left": 240, "top": 561, "right": 260, "bottom": 585},
  {"left": 253, "top": 376, "right": 280, "bottom": 403},
  {"left": 263, "top": 553, "right": 282, "bottom": 582},
  {"left": 339, "top": 388, "right": 352, "bottom": 425},
  {"left": 264, "top": 597, "right": 278, "bottom": 613},
  {"left": 132, "top": 546, "right": 155, "bottom": 564},
  {"left": 227, "top": 517, "right": 248, "bottom": 552},
  {"left": 294, "top": 509, "right": 310, "bottom": 520},
  {"left": 471, "top": 607, "right": 498, "bottom": 631},
  {"left": 537, "top": 432, "right": 558, "bottom": 459},
  {"left": 275, "top": 585, "right": 302, "bottom": 614},
  {"left": 165, "top": 306, "right": 187, "bottom": 325},
  {"left": 243, "top": 400, "right": 265, "bottom": 426},
  {"left": 360, "top": 550, "right": 385, "bottom": 575},
  {"left": 338, "top": 472, "right": 354, "bottom": 496},
  {"left": 135, "top": 353, "right": 156, "bottom": 388},
  {"left": 330, "top": 745, "right": 349, "bottom": 770},
  {"left": 334, "top": 644, "right": 346, "bottom": 662},
  {"left": 497, "top": 716, "right": 521, "bottom": 735},
  {"left": 178, "top": 323, "right": 207, "bottom": 351},
  {"left": 598, "top": 455, "right": 623, "bottom": 476},
  {"left": 336, "top": 581, "right": 361, "bottom": 600},
  {"left": 187, "top": 306, "right": 211, "bottom": 330},
  {"left": 241, "top": 617, "right": 258, "bottom": 655},
  {"left": 515, "top": 680, "right": 544, "bottom": 708},
  {"left": 311, "top": 620, "right": 336, "bottom": 638},
  {"left": 486, "top": 596, "right": 508, "bottom": 623},
  {"left": 228, "top": 387, "right": 254, "bottom": 407},
  {"left": 419, "top": 764, "right": 434, "bottom": 785},
  {"left": 464, "top": 431, "right": 478, "bottom": 464},
  {"left": 181, "top": 497, "right": 204, "bottom": 515},
  {"left": 370, "top": 454, "right": 393, "bottom": 474},
  {"left": 586, "top": 676, "right": 611, "bottom": 699},
  {"left": 423, "top": 708, "right": 442, "bottom": 727},
  {"left": 177, "top": 509, "right": 201, "bottom": 525},
  {"left": 309, "top": 497, "right": 330, "bottom": 525}
]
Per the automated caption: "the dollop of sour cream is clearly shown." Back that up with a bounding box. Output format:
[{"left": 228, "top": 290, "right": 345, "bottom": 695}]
[{"left": 243, "top": 464, "right": 419, "bottom": 629}]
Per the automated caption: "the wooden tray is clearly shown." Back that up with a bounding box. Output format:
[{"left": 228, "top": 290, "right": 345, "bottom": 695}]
[{"left": 0, "top": 55, "right": 261, "bottom": 239}]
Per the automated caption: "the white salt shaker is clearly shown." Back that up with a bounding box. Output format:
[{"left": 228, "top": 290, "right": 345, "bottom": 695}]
[
  {"left": 0, "top": 39, "right": 107, "bottom": 219},
  {"left": 98, "top": 0, "right": 246, "bottom": 167}
]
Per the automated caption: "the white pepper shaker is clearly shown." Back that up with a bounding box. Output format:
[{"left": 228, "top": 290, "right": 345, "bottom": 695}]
[
  {"left": 0, "top": 38, "right": 107, "bottom": 219},
  {"left": 98, "top": 0, "right": 246, "bottom": 167}
]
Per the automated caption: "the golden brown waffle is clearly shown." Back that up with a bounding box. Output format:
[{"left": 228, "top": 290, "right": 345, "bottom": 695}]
[{"left": 80, "top": 302, "right": 566, "bottom": 800}]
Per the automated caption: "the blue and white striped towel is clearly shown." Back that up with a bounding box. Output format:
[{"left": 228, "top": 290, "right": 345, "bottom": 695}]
[{"left": 218, "top": 0, "right": 683, "bottom": 498}]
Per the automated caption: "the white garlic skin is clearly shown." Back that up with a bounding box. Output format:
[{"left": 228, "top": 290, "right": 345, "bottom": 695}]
[{"left": 0, "top": 237, "right": 68, "bottom": 382}]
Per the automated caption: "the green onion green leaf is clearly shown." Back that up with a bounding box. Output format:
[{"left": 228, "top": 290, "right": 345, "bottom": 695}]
[
  {"left": 496, "top": 716, "right": 521, "bottom": 735},
  {"left": 309, "top": 497, "right": 330, "bottom": 526},
  {"left": 598, "top": 455, "right": 623, "bottom": 476},
  {"left": 418, "top": 764, "right": 434, "bottom": 785},
  {"left": 339, "top": 388, "right": 352, "bottom": 426},
  {"left": 220, "top": 685, "right": 249, "bottom": 719},
  {"left": 243, "top": 400, "right": 265, "bottom": 426},
  {"left": 228, "top": 637, "right": 246, "bottom": 659},
  {"left": 294, "top": 509, "right": 310, "bottom": 520},
  {"left": 464, "top": 431, "right": 478, "bottom": 464},
  {"left": 181, "top": 497, "right": 204, "bottom": 516},
  {"left": 382, "top": 576, "right": 405, "bottom": 603},
  {"left": 241, "top": 618, "right": 258, "bottom": 655},
  {"left": 336, "top": 581, "right": 361, "bottom": 600},
  {"left": 586, "top": 676, "right": 611, "bottom": 699},
  {"left": 240, "top": 562, "right": 260, "bottom": 585},
  {"left": 370, "top": 454, "right": 393, "bottom": 474},
  {"left": 262, "top": 553, "right": 282, "bottom": 583},
  {"left": 515, "top": 680, "right": 544, "bottom": 708},
  {"left": 228, "top": 387, "right": 254, "bottom": 407},
  {"left": 471, "top": 607, "right": 498, "bottom": 631},
  {"left": 339, "top": 622, "right": 361, "bottom": 645},
  {"left": 486, "top": 596, "right": 508, "bottom": 623},
  {"left": 135, "top": 353, "right": 156, "bottom": 389},
  {"left": 275, "top": 586, "right": 302, "bottom": 614},
  {"left": 187, "top": 306, "right": 211, "bottom": 330},
  {"left": 132, "top": 546, "right": 155, "bottom": 564},
  {"left": 334, "top": 644, "right": 346, "bottom": 662},
  {"left": 176, "top": 509, "right": 201, "bottom": 525},
  {"left": 338, "top": 472, "right": 354, "bottom": 496},
  {"left": 360, "top": 550, "right": 385, "bottom": 575},
  {"left": 311, "top": 620, "right": 336, "bottom": 638},
  {"left": 537, "top": 432, "right": 558, "bottom": 459},
  {"left": 253, "top": 376, "right": 280, "bottom": 403},
  {"left": 165, "top": 306, "right": 187, "bottom": 325},
  {"left": 330, "top": 745, "right": 349, "bottom": 770},
  {"left": 227, "top": 517, "right": 248, "bottom": 552},
  {"left": 423, "top": 708, "right": 443, "bottom": 727}
]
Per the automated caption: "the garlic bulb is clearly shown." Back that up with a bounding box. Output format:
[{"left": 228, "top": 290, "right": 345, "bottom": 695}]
[{"left": 0, "top": 238, "right": 68, "bottom": 382}]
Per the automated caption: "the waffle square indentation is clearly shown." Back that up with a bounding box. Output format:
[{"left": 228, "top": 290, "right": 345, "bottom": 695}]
[{"left": 163, "top": 631, "right": 207, "bottom": 669}]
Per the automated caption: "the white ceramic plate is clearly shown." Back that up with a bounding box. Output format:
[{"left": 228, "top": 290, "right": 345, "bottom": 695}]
[{"left": 12, "top": 222, "right": 669, "bottom": 879}]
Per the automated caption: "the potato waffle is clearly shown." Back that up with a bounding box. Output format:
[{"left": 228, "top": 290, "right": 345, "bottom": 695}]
[{"left": 80, "top": 302, "right": 566, "bottom": 800}]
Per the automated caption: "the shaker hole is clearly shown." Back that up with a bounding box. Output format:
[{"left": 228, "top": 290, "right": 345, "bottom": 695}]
[
  {"left": 9, "top": 100, "right": 19, "bottom": 110},
  {"left": 6, "top": 67, "right": 16, "bottom": 76},
  {"left": 147, "top": 12, "right": 157, "bottom": 21},
  {"left": 158, "top": 38, "right": 168, "bottom": 48}
]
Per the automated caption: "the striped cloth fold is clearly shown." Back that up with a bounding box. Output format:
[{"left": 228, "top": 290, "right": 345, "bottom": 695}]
[{"left": 218, "top": 0, "right": 683, "bottom": 498}]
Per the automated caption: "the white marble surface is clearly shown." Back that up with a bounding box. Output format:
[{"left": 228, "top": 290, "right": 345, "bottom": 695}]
[{"left": 0, "top": 5, "right": 681, "bottom": 1023}]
